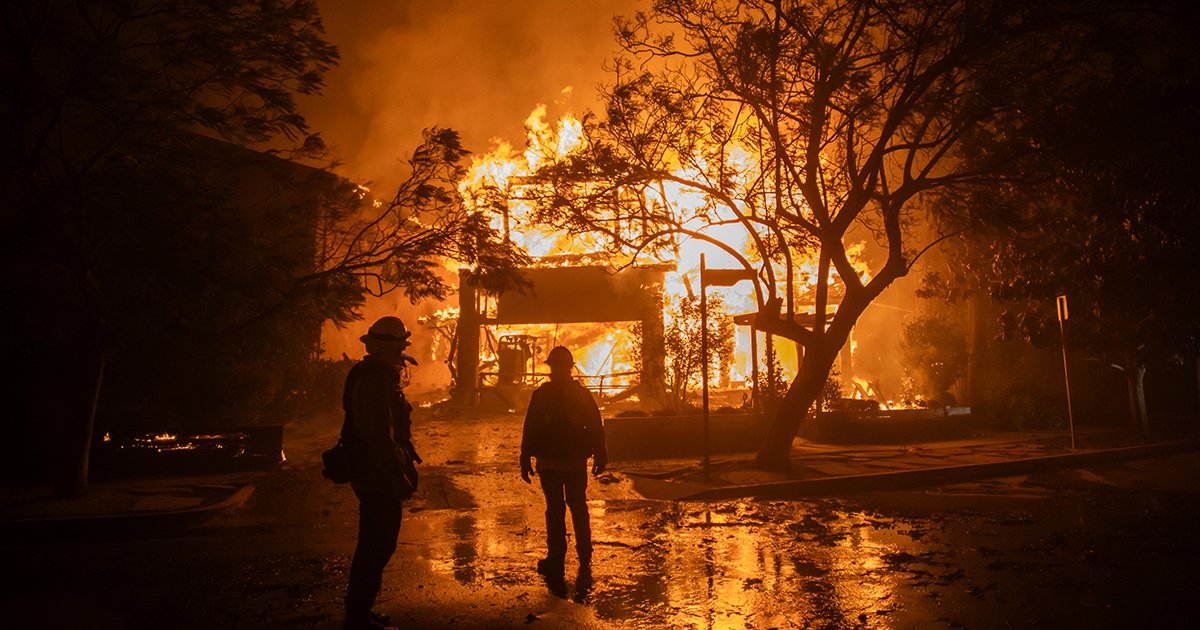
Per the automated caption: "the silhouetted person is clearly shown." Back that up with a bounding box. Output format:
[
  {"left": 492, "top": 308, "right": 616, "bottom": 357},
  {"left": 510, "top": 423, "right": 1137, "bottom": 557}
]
[
  {"left": 520, "top": 345, "right": 608, "bottom": 596},
  {"left": 343, "top": 316, "right": 421, "bottom": 630}
]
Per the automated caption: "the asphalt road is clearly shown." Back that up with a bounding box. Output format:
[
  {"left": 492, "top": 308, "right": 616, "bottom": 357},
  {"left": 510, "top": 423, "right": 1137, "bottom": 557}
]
[{"left": 6, "top": 412, "right": 1199, "bottom": 629}]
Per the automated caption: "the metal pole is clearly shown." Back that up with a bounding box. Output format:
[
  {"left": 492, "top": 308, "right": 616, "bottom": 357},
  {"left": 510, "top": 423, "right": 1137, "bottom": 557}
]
[
  {"left": 750, "top": 325, "right": 759, "bottom": 411},
  {"left": 701, "top": 254, "right": 710, "bottom": 480},
  {"left": 1057, "top": 295, "right": 1076, "bottom": 449}
]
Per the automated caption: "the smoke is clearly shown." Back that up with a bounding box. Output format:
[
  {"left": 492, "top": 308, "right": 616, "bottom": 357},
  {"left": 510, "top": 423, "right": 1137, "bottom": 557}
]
[
  {"left": 302, "top": 1, "right": 932, "bottom": 403},
  {"left": 306, "top": 1, "right": 642, "bottom": 391},
  {"left": 307, "top": 0, "right": 642, "bottom": 192}
]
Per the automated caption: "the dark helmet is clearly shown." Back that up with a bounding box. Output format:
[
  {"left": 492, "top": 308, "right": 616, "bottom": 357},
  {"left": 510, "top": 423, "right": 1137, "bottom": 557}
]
[
  {"left": 359, "top": 316, "right": 411, "bottom": 344},
  {"left": 544, "top": 345, "right": 574, "bottom": 367}
]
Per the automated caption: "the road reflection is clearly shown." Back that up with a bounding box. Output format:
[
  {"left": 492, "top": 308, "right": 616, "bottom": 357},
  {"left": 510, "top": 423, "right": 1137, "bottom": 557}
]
[
  {"left": 408, "top": 495, "right": 924, "bottom": 628},
  {"left": 401, "top": 413, "right": 934, "bottom": 627}
]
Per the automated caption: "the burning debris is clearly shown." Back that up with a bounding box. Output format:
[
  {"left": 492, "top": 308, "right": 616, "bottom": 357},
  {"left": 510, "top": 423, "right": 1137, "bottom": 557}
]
[{"left": 92, "top": 427, "right": 285, "bottom": 477}]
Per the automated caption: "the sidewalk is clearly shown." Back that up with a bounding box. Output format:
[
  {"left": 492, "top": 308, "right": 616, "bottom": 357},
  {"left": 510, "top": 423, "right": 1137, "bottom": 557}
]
[
  {"left": 623, "top": 428, "right": 1200, "bottom": 501},
  {"left": 4, "top": 428, "right": 1197, "bottom": 536},
  {"left": 0, "top": 474, "right": 256, "bottom": 539}
]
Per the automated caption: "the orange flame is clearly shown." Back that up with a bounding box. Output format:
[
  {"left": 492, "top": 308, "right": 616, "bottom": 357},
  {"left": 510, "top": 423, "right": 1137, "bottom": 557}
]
[{"left": 456, "top": 104, "right": 877, "bottom": 392}]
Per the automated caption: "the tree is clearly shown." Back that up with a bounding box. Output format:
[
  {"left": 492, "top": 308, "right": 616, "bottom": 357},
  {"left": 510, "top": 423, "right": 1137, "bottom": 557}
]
[
  {"left": 0, "top": 1, "right": 522, "bottom": 493},
  {"left": 900, "top": 313, "right": 967, "bottom": 405},
  {"left": 309, "top": 127, "right": 528, "bottom": 309},
  {"left": 1, "top": 0, "right": 341, "bottom": 495},
  {"left": 661, "top": 291, "right": 734, "bottom": 411},
  {"left": 924, "top": 0, "right": 1200, "bottom": 431},
  {"left": 524, "top": 0, "right": 1079, "bottom": 467}
]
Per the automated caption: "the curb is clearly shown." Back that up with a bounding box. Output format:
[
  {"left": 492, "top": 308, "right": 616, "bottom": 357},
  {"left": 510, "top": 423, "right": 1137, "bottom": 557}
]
[
  {"left": 2, "top": 483, "right": 256, "bottom": 540},
  {"left": 676, "top": 439, "right": 1200, "bottom": 501}
]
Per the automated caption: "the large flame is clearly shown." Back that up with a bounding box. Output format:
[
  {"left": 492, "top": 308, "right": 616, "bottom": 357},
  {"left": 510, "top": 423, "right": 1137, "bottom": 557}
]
[{"left": 456, "top": 103, "right": 876, "bottom": 397}]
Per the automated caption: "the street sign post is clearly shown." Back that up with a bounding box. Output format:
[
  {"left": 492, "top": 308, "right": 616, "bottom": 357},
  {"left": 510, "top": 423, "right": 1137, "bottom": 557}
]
[
  {"left": 699, "top": 259, "right": 756, "bottom": 480},
  {"left": 700, "top": 255, "right": 710, "bottom": 479}
]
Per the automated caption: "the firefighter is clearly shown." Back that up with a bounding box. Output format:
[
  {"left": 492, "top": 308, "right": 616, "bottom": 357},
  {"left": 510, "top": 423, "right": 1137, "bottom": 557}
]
[
  {"left": 520, "top": 345, "right": 608, "bottom": 595},
  {"left": 343, "top": 316, "right": 421, "bottom": 630}
]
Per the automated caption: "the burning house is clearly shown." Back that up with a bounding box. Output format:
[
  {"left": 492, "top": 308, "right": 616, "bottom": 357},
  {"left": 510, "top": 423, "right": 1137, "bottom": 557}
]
[
  {"left": 454, "top": 264, "right": 672, "bottom": 410},
  {"left": 395, "top": 103, "right": 987, "bottom": 457},
  {"left": 440, "top": 107, "right": 896, "bottom": 419}
]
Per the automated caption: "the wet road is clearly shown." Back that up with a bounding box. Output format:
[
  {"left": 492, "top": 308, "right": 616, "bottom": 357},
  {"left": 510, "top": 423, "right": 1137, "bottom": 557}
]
[{"left": 8, "top": 410, "right": 1200, "bottom": 629}]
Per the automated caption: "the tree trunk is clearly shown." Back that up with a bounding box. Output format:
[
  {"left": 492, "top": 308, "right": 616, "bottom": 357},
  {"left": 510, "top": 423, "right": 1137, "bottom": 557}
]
[
  {"left": 1123, "top": 355, "right": 1149, "bottom": 432},
  {"left": 753, "top": 274, "right": 880, "bottom": 468},
  {"left": 839, "top": 328, "right": 853, "bottom": 385},
  {"left": 965, "top": 291, "right": 989, "bottom": 410},
  {"left": 454, "top": 270, "right": 480, "bottom": 404},
  {"left": 640, "top": 295, "right": 670, "bottom": 409},
  {"left": 1194, "top": 355, "right": 1200, "bottom": 424},
  {"left": 53, "top": 353, "right": 105, "bottom": 497},
  {"left": 755, "top": 342, "right": 838, "bottom": 468}
]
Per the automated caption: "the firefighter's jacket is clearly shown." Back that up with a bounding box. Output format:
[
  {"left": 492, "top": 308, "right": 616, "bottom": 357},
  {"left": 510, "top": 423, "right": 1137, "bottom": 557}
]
[
  {"left": 521, "top": 378, "right": 607, "bottom": 471},
  {"left": 342, "top": 356, "right": 416, "bottom": 488}
]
